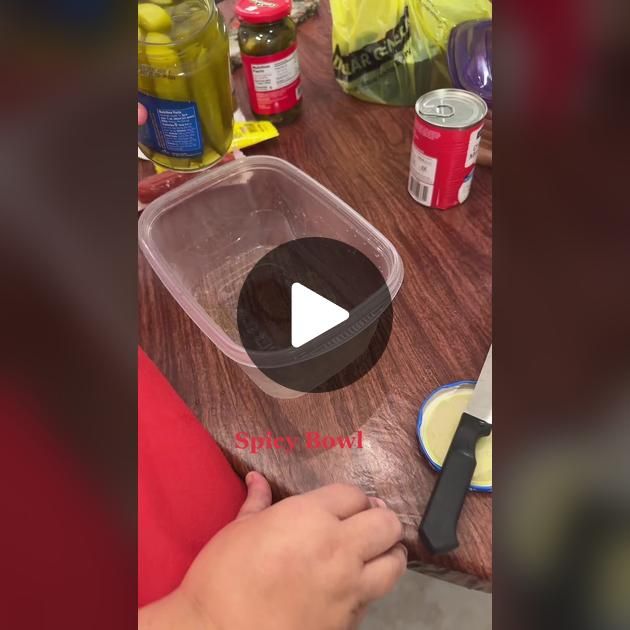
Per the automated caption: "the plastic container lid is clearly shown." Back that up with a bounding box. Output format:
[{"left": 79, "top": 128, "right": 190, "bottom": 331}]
[{"left": 235, "top": 0, "right": 292, "bottom": 24}]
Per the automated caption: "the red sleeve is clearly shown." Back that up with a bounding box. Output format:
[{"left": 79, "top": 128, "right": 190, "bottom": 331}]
[{"left": 138, "top": 347, "right": 246, "bottom": 606}]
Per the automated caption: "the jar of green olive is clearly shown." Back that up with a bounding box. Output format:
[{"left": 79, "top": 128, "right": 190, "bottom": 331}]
[{"left": 236, "top": 0, "right": 302, "bottom": 125}]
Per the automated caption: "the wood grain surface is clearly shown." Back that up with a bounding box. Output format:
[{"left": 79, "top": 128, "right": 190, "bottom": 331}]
[{"left": 139, "top": 0, "right": 492, "bottom": 590}]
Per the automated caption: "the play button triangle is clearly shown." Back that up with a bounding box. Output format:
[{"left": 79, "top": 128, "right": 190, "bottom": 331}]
[{"left": 291, "top": 283, "right": 350, "bottom": 348}]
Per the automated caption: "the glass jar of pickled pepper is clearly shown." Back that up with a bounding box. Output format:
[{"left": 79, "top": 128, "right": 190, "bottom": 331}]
[
  {"left": 138, "top": 0, "right": 234, "bottom": 171},
  {"left": 236, "top": 0, "right": 302, "bottom": 125}
]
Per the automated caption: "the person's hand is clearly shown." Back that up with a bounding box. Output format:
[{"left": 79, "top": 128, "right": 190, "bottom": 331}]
[
  {"left": 184, "top": 473, "right": 406, "bottom": 630},
  {"left": 140, "top": 473, "right": 406, "bottom": 630}
]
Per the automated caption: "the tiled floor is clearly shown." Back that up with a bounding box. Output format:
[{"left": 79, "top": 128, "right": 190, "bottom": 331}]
[{"left": 362, "top": 570, "right": 491, "bottom": 630}]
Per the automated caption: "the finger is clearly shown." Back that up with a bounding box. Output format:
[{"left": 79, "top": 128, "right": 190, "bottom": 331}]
[
  {"left": 368, "top": 497, "right": 387, "bottom": 509},
  {"left": 343, "top": 507, "right": 403, "bottom": 561},
  {"left": 138, "top": 103, "right": 148, "bottom": 126},
  {"left": 359, "top": 543, "right": 407, "bottom": 603},
  {"left": 355, "top": 605, "right": 370, "bottom": 626},
  {"left": 477, "top": 146, "right": 492, "bottom": 167},
  {"left": 302, "top": 483, "right": 371, "bottom": 519},
  {"left": 236, "top": 471, "right": 272, "bottom": 520},
  {"left": 349, "top": 605, "right": 369, "bottom": 630}
]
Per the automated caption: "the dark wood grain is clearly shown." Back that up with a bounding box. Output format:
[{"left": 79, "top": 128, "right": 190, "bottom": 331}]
[{"left": 139, "top": 0, "right": 492, "bottom": 590}]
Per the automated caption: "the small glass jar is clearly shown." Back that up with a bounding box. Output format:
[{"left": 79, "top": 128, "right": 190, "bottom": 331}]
[
  {"left": 236, "top": 0, "right": 302, "bottom": 125},
  {"left": 138, "top": 0, "right": 234, "bottom": 171}
]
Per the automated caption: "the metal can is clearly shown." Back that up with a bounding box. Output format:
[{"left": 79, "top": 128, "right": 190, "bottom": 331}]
[{"left": 408, "top": 89, "right": 488, "bottom": 209}]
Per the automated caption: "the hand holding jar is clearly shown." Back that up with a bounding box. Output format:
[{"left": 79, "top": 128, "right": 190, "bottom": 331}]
[{"left": 138, "top": 0, "right": 234, "bottom": 171}]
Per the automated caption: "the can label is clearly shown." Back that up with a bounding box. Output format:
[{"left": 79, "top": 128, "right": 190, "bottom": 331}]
[
  {"left": 241, "top": 43, "right": 302, "bottom": 116},
  {"left": 408, "top": 118, "right": 484, "bottom": 209},
  {"left": 137, "top": 91, "right": 204, "bottom": 158}
]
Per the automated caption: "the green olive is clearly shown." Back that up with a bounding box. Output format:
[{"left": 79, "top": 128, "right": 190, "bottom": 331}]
[{"left": 144, "top": 32, "right": 189, "bottom": 101}]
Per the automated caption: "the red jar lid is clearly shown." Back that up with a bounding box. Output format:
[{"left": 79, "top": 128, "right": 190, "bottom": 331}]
[{"left": 235, "top": 0, "right": 292, "bottom": 24}]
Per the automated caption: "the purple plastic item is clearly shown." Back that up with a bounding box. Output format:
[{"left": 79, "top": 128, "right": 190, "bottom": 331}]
[{"left": 447, "top": 20, "right": 492, "bottom": 107}]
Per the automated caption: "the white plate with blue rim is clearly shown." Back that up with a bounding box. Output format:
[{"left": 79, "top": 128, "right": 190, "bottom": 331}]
[{"left": 417, "top": 380, "right": 492, "bottom": 492}]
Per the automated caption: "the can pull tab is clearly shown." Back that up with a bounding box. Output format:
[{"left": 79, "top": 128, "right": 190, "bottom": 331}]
[{"left": 420, "top": 104, "right": 455, "bottom": 118}]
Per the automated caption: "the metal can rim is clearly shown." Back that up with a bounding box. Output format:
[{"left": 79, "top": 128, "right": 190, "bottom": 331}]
[{"left": 415, "top": 88, "right": 488, "bottom": 131}]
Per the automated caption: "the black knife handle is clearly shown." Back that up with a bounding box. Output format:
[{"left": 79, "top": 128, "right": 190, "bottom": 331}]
[{"left": 420, "top": 413, "right": 492, "bottom": 555}]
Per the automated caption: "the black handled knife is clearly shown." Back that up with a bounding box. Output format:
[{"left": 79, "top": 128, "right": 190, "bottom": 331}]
[{"left": 420, "top": 346, "right": 492, "bottom": 555}]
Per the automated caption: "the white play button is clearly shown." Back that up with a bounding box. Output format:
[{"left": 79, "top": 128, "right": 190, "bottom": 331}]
[{"left": 291, "top": 283, "right": 350, "bottom": 348}]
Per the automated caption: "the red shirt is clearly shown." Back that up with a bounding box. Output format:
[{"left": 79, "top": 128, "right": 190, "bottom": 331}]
[{"left": 138, "top": 348, "right": 246, "bottom": 605}]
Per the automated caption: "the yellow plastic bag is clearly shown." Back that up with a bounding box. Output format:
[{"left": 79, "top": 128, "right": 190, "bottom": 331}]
[{"left": 331, "top": 0, "right": 492, "bottom": 106}]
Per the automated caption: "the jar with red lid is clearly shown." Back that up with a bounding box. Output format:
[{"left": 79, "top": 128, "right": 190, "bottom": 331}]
[{"left": 236, "top": 0, "right": 302, "bottom": 125}]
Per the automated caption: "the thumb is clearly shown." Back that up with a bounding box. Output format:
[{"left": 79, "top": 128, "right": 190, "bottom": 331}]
[
  {"left": 236, "top": 471, "right": 272, "bottom": 520},
  {"left": 138, "top": 103, "right": 148, "bottom": 126}
]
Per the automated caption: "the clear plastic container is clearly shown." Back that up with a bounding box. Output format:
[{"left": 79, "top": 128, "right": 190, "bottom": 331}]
[{"left": 138, "top": 156, "right": 404, "bottom": 398}]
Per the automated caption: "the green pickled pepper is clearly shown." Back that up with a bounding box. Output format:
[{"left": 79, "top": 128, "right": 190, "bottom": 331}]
[
  {"left": 188, "top": 13, "right": 233, "bottom": 167},
  {"left": 137, "top": 0, "right": 234, "bottom": 172},
  {"left": 144, "top": 32, "right": 190, "bottom": 102},
  {"left": 138, "top": 27, "right": 153, "bottom": 95},
  {"left": 138, "top": 3, "right": 172, "bottom": 32}
]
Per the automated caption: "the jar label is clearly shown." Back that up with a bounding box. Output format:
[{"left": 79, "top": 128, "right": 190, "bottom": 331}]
[
  {"left": 138, "top": 92, "right": 204, "bottom": 158},
  {"left": 408, "top": 118, "right": 484, "bottom": 209},
  {"left": 241, "top": 43, "right": 302, "bottom": 116}
]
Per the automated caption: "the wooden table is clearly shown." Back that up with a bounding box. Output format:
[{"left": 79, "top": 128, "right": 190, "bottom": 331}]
[{"left": 139, "top": 0, "right": 492, "bottom": 591}]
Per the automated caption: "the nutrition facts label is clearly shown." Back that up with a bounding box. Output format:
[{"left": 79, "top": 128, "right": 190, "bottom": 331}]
[
  {"left": 138, "top": 92, "right": 203, "bottom": 158},
  {"left": 251, "top": 49, "right": 300, "bottom": 92},
  {"left": 242, "top": 43, "right": 302, "bottom": 115},
  {"left": 156, "top": 105, "right": 202, "bottom": 156}
]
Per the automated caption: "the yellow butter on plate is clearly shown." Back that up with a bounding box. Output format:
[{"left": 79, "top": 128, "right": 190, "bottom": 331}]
[{"left": 418, "top": 382, "right": 492, "bottom": 490}]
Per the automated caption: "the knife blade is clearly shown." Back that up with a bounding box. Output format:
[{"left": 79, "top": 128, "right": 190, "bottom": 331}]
[
  {"left": 466, "top": 347, "right": 492, "bottom": 425},
  {"left": 420, "top": 346, "right": 492, "bottom": 555}
]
